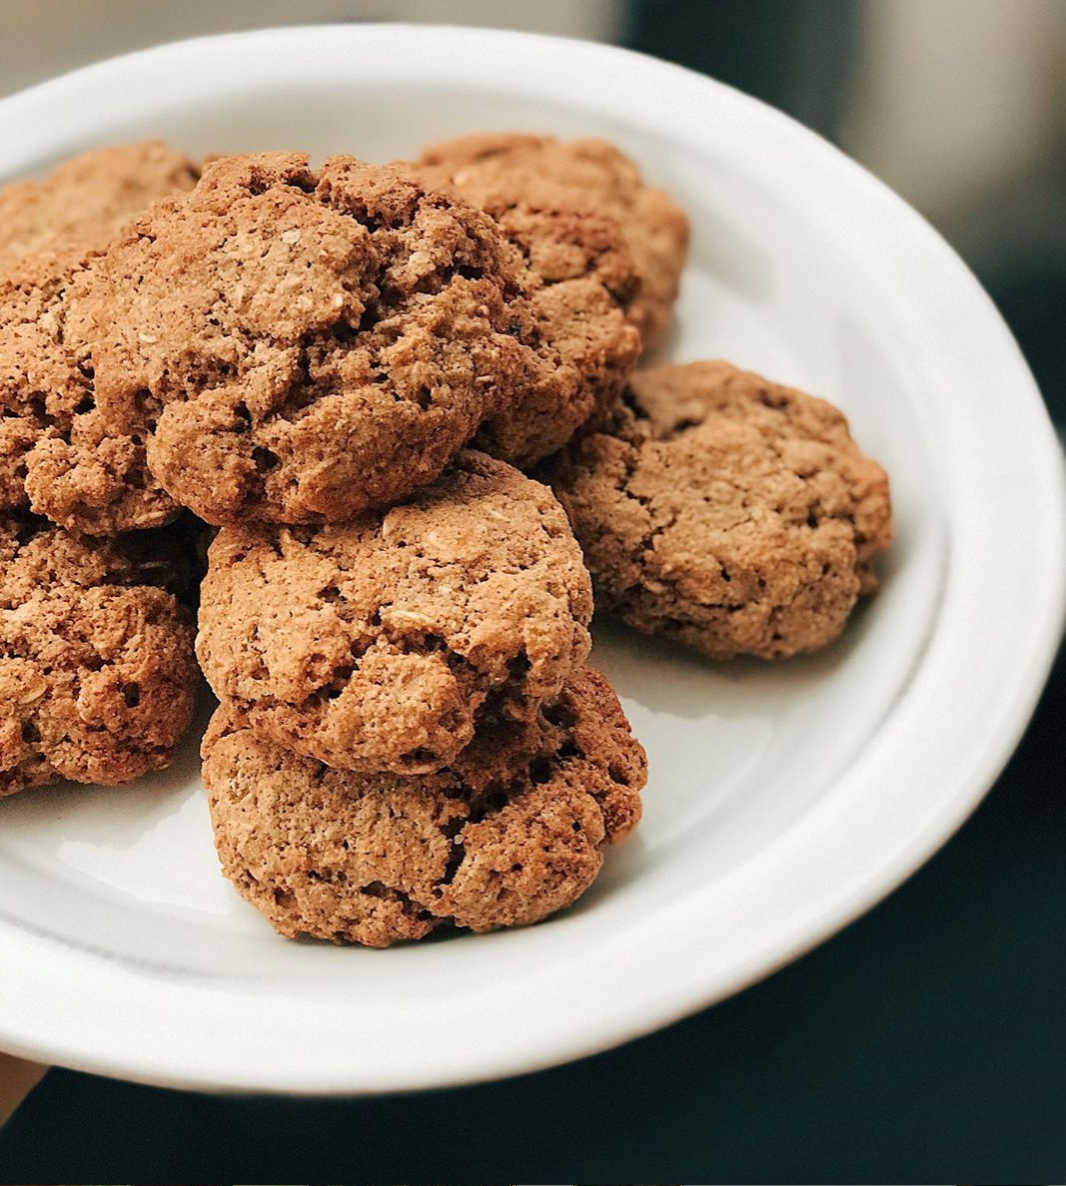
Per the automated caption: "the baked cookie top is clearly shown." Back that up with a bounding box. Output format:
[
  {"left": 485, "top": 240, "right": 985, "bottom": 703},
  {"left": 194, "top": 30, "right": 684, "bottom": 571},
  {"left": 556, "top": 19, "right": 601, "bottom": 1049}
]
[
  {"left": 0, "top": 514, "right": 198, "bottom": 798},
  {"left": 0, "top": 143, "right": 198, "bottom": 534},
  {"left": 74, "top": 152, "right": 529, "bottom": 525},
  {"left": 0, "top": 141, "right": 198, "bottom": 275},
  {"left": 201, "top": 664, "right": 645, "bottom": 947},
  {"left": 415, "top": 132, "right": 689, "bottom": 351},
  {"left": 0, "top": 248, "right": 179, "bottom": 534},
  {"left": 408, "top": 145, "right": 642, "bottom": 467},
  {"left": 197, "top": 451, "right": 593, "bottom": 774},
  {"left": 544, "top": 361, "right": 893, "bottom": 660}
]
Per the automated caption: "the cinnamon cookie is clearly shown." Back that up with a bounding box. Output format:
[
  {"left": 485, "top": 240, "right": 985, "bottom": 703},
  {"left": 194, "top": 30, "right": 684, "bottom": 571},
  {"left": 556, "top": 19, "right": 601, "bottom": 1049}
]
[
  {"left": 408, "top": 145, "right": 642, "bottom": 466},
  {"left": 0, "top": 141, "right": 198, "bottom": 274},
  {"left": 544, "top": 361, "right": 893, "bottom": 659},
  {"left": 201, "top": 664, "right": 645, "bottom": 946},
  {"left": 415, "top": 132, "right": 689, "bottom": 351},
  {"left": 197, "top": 451, "right": 592, "bottom": 774},
  {"left": 0, "top": 514, "right": 198, "bottom": 798},
  {"left": 74, "top": 152, "right": 529, "bottom": 525}
]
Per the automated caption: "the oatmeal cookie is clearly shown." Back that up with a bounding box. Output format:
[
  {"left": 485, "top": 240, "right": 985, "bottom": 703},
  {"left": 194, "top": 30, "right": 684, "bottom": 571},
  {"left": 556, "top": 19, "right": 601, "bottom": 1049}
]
[
  {"left": 201, "top": 664, "right": 645, "bottom": 946},
  {"left": 544, "top": 361, "right": 893, "bottom": 659},
  {"left": 415, "top": 132, "right": 689, "bottom": 350},
  {"left": 197, "top": 451, "right": 592, "bottom": 774},
  {"left": 0, "top": 514, "right": 198, "bottom": 798},
  {"left": 0, "top": 246, "right": 181, "bottom": 534},
  {"left": 0, "top": 143, "right": 195, "bottom": 532},
  {"left": 408, "top": 146, "right": 642, "bottom": 466},
  {"left": 73, "top": 152, "right": 529, "bottom": 525},
  {"left": 0, "top": 141, "right": 198, "bottom": 274}
]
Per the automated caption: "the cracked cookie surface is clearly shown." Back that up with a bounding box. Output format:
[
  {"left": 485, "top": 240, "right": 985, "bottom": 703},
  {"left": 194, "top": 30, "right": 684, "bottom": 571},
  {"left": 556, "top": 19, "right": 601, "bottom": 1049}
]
[
  {"left": 544, "top": 361, "right": 893, "bottom": 659},
  {"left": 0, "top": 143, "right": 201, "bottom": 534},
  {"left": 201, "top": 664, "right": 645, "bottom": 947},
  {"left": 0, "top": 248, "right": 180, "bottom": 533},
  {"left": 415, "top": 132, "right": 689, "bottom": 352},
  {"left": 0, "top": 514, "right": 198, "bottom": 798},
  {"left": 73, "top": 152, "right": 529, "bottom": 525},
  {"left": 197, "top": 451, "right": 593, "bottom": 774},
  {"left": 0, "top": 141, "right": 198, "bottom": 275},
  {"left": 408, "top": 142, "right": 642, "bottom": 466}
]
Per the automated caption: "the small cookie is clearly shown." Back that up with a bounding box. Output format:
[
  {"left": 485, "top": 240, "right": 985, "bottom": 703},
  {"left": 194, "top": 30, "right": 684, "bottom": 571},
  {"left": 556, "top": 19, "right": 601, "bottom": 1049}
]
[
  {"left": 0, "top": 514, "right": 198, "bottom": 798},
  {"left": 0, "top": 141, "right": 198, "bottom": 275},
  {"left": 0, "top": 143, "right": 196, "bottom": 533},
  {"left": 415, "top": 132, "right": 690, "bottom": 351},
  {"left": 0, "top": 247, "right": 180, "bottom": 534},
  {"left": 201, "top": 664, "right": 645, "bottom": 946},
  {"left": 74, "top": 152, "right": 529, "bottom": 525},
  {"left": 544, "top": 361, "right": 893, "bottom": 659},
  {"left": 197, "top": 451, "right": 593, "bottom": 774},
  {"left": 407, "top": 148, "right": 641, "bottom": 466}
]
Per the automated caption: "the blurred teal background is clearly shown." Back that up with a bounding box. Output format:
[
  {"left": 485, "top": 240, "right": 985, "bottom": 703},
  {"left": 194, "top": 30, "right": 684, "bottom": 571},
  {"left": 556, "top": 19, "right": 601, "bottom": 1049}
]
[{"left": 1, "top": 1, "right": 1064, "bottom": 1180}]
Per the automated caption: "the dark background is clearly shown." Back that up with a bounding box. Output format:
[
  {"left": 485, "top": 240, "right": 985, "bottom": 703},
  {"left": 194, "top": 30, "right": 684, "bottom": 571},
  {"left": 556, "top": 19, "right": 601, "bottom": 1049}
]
[{"left": 2, "top": 1, "right": 1064, "bottom": 1179}]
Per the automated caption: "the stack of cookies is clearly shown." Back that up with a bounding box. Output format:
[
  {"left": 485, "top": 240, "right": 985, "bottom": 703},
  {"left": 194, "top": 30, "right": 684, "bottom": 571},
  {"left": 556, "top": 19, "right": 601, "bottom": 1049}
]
[
  {"left": 196, "top": 453, "right": 645, "bottom": 946},
  {"left": 1, "top": 143, "right": 202, "bottom": 801},
  {"left": 0, "top": 132, "right": 892, "bottom": 948}
]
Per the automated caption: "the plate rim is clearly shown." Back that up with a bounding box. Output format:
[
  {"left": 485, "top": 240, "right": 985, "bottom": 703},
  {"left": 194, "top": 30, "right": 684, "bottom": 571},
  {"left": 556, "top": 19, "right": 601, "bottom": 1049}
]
[{"left": 0, "top": 22, "right": 1063, "bottom": 1095}]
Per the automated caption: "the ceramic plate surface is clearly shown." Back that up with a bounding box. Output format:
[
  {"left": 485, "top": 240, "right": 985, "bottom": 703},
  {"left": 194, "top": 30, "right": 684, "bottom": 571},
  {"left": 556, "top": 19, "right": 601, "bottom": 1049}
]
[{"left": 0, "top": 24, "right": 1062, "bottom": 1094}]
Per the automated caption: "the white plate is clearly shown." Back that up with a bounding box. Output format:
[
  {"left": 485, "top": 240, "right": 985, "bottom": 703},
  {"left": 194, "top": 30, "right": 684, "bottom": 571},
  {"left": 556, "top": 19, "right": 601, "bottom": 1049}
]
[{"left": 0, "top": 24, "right": 1063, "bottom": 1095}]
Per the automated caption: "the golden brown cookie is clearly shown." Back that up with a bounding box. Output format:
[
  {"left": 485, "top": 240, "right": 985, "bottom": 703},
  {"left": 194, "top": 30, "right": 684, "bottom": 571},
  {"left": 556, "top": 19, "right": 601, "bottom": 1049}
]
[
  {"left": 0, "top": 248, "right": 180, "bottom": 534},
  {"left": 197, "top": 451, "right": 593, "bottom": 774},
  {"left": 0, "top": 513, "right": 198, "bottom": 798},
  {"left": 544, "top": 361, "right": 893, "bottom": 659},
  {"left": 73, "top": 152, "right": 530, "bottom": 525},
  {"left": 415, "top": 132, "right": 689, "bottom": 351},
  {"left": 0, "top": 141, "right": 198, "bottom": 275},
  {"left": 407, "top": 145, "right": 642, "bottom": 466},
  {"left": 201, "top": 664, "right": 645, "bottom": 947},
  {"left": 0, "top": 144, "right": 195, "bottom": 533}
]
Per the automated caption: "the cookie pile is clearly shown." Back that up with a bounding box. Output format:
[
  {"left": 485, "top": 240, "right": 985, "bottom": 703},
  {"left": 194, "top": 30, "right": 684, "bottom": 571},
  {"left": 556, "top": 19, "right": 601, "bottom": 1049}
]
[
  {"left": 197, "top": 453, "right": 645, "bottom": 946},
  {"left": 0, "top": 132, "right": 892, "bottom": 948},
  {"left": 409, "top": 134, "right": 891, "bottom": 657},
  {"left": 1, "top": 143, "right": 202, "bottom": 800}
]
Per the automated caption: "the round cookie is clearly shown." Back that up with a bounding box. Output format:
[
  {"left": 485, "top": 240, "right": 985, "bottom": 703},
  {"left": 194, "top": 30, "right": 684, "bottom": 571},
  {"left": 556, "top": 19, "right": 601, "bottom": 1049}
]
[
  {"left": 0, "top": 143, "right": 196, "bottom": 533},
  {"left": 201, "top": 664, "right": 645, "bottom": 947},
  {"left": 74, "top": 152, "right": 530, "bottom": 525},
  {"left": 407, "top": 147, "right": 642, "bottom": 467},
  {"left": 0, "top": 253, "right": 180, "bottom": 535},
  {"left": 415, "top": 132, "right": 690, "bottom": 351},
  {"left": 0, "top": 141, "right": 198, "bottom": 275},
  {"left": 544, "top": 361, "right": 893, "bottom": 660},
  {"left": 197, "top": 451, "right": 593, "bottom": 774},
  {"left": 0, "top": 514, "right": 198, "bottom": 798}
]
